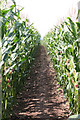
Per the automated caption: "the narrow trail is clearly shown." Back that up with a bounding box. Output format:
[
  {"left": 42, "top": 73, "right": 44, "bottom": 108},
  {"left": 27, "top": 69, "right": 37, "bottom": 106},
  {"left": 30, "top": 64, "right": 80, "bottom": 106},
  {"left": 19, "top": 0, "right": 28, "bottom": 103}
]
[{"left": 11, "top": 45, "right": 70, "bottom": 120}]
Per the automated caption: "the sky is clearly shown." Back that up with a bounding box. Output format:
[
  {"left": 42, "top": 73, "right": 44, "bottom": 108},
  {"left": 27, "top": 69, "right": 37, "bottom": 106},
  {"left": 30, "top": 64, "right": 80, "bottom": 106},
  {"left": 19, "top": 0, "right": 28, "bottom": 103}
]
[{"left": 15, "top": 0, "right": 79, "bottom": 38}]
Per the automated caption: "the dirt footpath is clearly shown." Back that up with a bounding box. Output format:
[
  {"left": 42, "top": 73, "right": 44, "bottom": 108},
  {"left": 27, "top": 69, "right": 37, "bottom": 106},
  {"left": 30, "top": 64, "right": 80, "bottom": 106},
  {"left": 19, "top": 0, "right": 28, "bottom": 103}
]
[{"left": 11, "top": 45, "right": 70, "bottom": 120}]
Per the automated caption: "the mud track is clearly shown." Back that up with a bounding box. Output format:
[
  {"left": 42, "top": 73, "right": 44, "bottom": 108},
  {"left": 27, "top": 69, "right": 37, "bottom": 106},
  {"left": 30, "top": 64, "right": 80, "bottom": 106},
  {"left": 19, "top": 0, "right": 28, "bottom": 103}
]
[{"left": 11, "top": 45, "right": 70, "bottom": 120}]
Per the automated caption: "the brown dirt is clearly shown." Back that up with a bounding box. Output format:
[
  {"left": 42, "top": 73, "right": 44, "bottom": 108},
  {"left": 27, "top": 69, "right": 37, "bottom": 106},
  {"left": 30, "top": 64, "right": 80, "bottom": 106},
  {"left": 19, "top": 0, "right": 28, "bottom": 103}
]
[{"left": 10, "top": 45, "right": 70, "bottom": 120}]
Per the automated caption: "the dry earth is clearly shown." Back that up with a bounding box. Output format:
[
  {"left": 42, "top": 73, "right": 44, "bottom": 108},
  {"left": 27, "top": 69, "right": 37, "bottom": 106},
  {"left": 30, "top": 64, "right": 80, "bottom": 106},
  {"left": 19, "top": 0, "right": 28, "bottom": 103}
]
[{"left": 10, "top": 45, "right": 70, "bottom": 120}]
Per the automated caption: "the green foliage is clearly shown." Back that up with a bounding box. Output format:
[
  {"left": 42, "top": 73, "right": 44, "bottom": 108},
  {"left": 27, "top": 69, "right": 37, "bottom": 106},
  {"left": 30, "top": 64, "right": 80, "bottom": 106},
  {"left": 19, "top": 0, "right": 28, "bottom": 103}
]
[
  {"left": 43, "top": 17, "right": 79, "bottom": 114},
  {"left": 1, "top": 1, "right": 41, "bottom": 119}
]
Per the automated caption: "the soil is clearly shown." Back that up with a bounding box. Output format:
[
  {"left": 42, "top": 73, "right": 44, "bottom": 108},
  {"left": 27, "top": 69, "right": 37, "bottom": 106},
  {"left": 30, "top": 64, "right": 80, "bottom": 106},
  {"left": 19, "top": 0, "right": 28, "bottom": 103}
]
[{"left": 10, "top": 45, "right": 70, "bottom": 120}]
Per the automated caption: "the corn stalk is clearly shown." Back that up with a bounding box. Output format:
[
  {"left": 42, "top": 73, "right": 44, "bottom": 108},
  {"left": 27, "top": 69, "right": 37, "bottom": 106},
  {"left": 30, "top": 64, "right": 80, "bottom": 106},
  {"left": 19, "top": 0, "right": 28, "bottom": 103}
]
[
  {"left": 78, "top": 1, "right": 80, "bottom": 113},
  {"left": 0, "top": 9, "right": 2, "bottom": 120}
]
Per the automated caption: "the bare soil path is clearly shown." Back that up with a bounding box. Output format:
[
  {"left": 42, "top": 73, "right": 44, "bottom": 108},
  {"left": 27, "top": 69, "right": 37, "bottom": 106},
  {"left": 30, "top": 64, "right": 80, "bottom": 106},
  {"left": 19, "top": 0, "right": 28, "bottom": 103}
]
[{"left": 11, "top": 45, "right": 70, "bottom": 120}]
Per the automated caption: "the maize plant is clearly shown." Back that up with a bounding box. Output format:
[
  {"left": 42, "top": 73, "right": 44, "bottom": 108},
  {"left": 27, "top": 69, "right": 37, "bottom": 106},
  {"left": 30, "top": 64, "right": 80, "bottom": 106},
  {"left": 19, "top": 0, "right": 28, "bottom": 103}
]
[
  {"left": 43, "top": 17, "right": 80, "bottom": 114},
  {"left": 1, "top": 0, "right": 41, "bottom": 119}
]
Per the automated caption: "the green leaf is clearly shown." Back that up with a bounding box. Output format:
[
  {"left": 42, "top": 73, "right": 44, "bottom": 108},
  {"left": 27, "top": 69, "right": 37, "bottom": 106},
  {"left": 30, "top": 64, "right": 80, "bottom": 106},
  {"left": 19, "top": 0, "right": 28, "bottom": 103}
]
[
  {"left": 1, "top": 5, "right": 15, "bottom": 16},
  {"left": 76, "top": 22, "right": 80, "bottom": 29},
  {"left": 67, "top": 17, "right": 77, "bottom": 38}
]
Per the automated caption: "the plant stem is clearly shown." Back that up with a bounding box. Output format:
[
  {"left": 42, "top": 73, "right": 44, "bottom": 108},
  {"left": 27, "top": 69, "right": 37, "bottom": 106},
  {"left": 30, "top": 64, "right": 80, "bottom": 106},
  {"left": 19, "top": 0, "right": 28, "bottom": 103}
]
[
  {"left": 78, "top": 1, "right": 80, "bottom": 113},
  {"left": 0, "top": 8, "right": 2, "bottom": 120}
]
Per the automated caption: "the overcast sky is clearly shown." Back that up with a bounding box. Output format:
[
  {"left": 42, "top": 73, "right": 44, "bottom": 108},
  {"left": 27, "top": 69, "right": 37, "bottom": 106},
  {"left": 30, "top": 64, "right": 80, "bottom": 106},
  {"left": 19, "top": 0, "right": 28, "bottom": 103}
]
[{"left": 15, "top": 0, "right": 79, "bottom": 38}]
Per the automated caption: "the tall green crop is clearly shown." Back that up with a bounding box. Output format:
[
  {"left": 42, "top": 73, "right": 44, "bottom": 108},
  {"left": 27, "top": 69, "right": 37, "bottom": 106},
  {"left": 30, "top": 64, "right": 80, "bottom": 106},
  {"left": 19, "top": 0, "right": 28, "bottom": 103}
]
[
  {"left": 1, "top": 0, "right": 41, "bottom": 119},
  {"left": 43, "top": 17, "right": 80, "bottom": 114}
]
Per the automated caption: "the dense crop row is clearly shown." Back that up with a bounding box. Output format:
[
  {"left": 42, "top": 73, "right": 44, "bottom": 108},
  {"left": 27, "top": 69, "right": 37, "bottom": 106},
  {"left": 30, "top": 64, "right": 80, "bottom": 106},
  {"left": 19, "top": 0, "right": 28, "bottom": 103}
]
[
  {"left": 1, "top": 1, "right": 41, "bottom": 119},
  {"left": 43, "top": 17, "right": 80, "bottom": 114}
]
